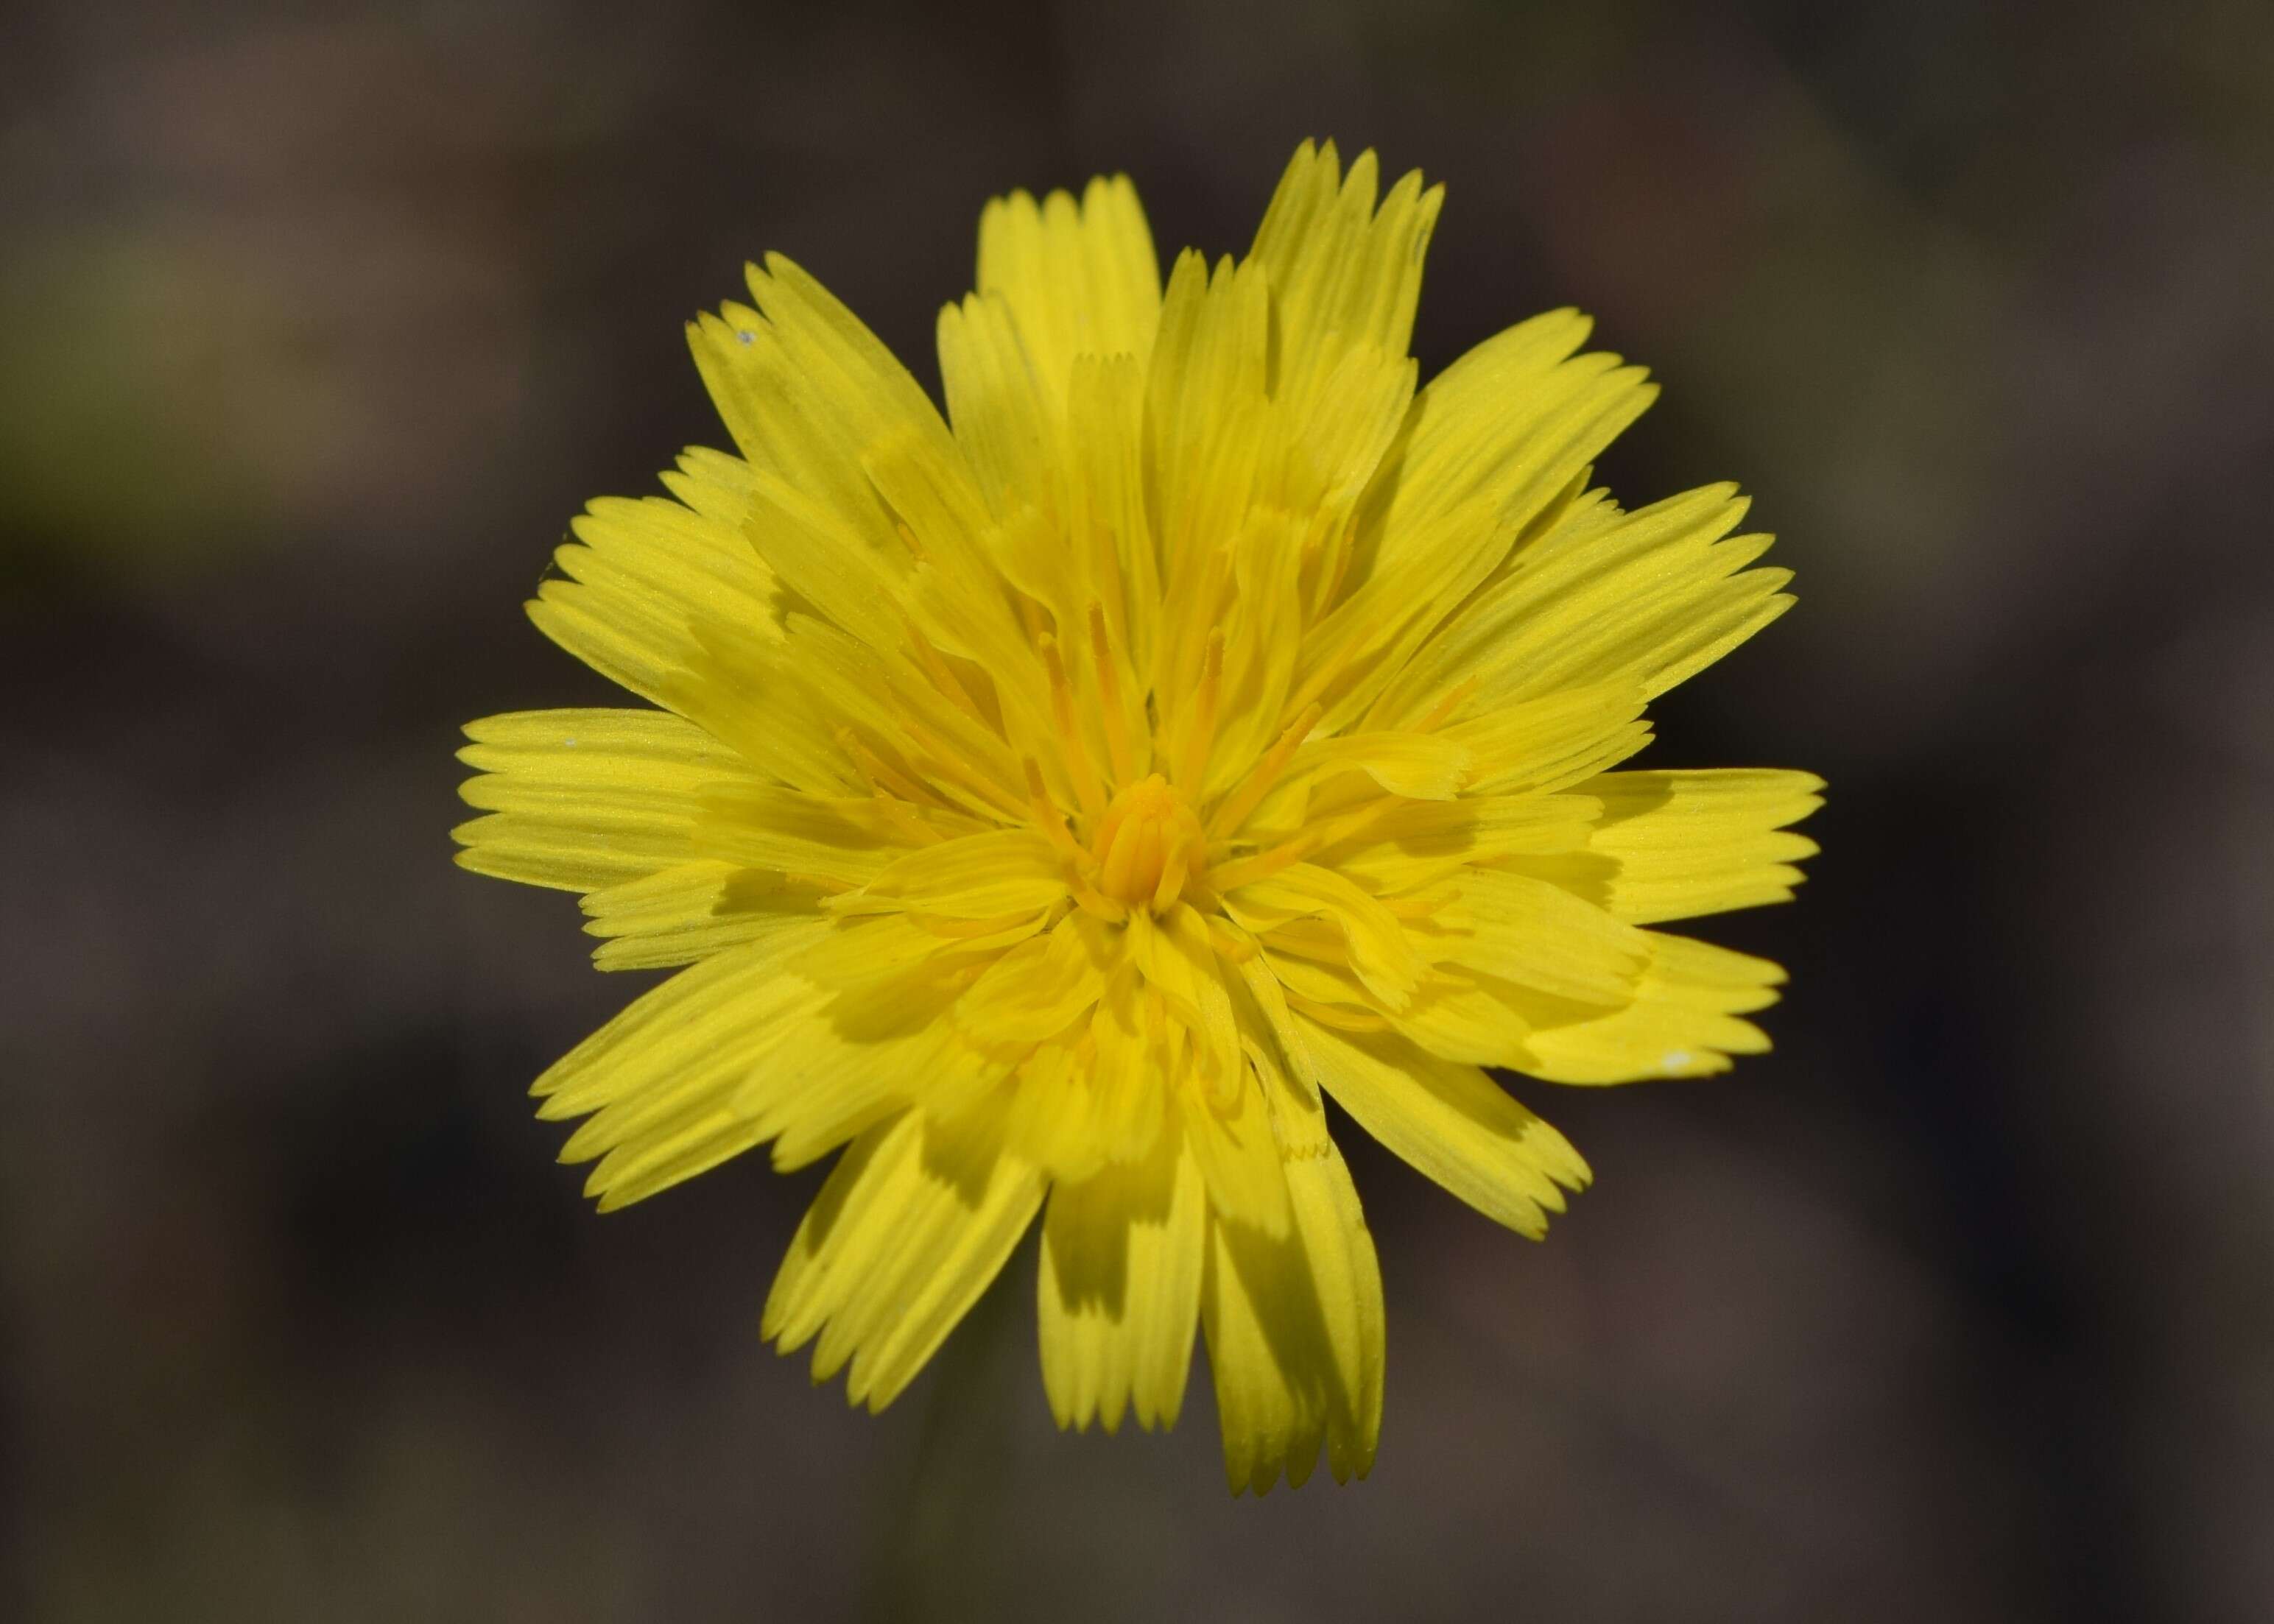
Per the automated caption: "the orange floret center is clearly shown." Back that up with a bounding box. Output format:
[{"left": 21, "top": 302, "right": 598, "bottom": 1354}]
[{"left": 1091, "top": 774, "right": 1207, "bottom": 911}]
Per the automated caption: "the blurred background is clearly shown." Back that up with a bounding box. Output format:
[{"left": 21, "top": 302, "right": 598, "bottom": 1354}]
[{"left": 4, "top": 1, "right": 2271, "bottom": 1618}]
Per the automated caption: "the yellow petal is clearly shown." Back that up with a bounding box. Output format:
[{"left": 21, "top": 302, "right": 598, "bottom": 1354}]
[
  {"left": 758, "top": 1020, "right": 1001, "bottom": 1175},
  {"left": 1284, "top": 1130, "right": 1385, "bottom": 1485},
  {"left": 676, "top": 621, "right": 869, "bottom": 798},
  {"left": 1247, "top": 141, "right": 1442, "bottom": 406},
  {"left": 1258, "top": 947, "right": 1374, "bottom": 1017},
  {"left": 1267, "top": 344, "right": 1416, "bottom": 626},
  {"left": 1519, "top": 931, "right": 1788, "bottom": 1084},
  {"left": 1285, "top": 730, "right": 1472, "bottom": 800},
  {"left": 1200, "top": 1126, "right": 1384, "bottom": 1494},
  {"left": 1203, "top": 1211, "right": 1320, "bottom": 1496},
  {"left": 937, "top": 290, "right": 1063, "bottom": 528},
  {"left": 847, "top": 828, "right": 1070, "bottom": 918},
  {"left": 1395, "top": 484, "right": 1790, "bottom": 725},
  {"left": 531, "top": 936, "right": 807, "bottom": 1115},
  {"left": 1385, "top": 970, "right": 1534, "bottom": 1067},
  {"left": 976, "top": 173, "right": 1161, "bottom": 400},
  {"left": 735, "top": 465, "right": 918, "bottom": 658},
  {"left": 1580, "top": 769, "right": 1824, "bottom": 923},
  {"left": 1225, "top": 863, "right": 1425, "bottom": 1011},
  {"left": 1130, "top": 907, "right": 1242, "bottom": 1099},
  {"left": 1441, "top": 682, "right": 1651, "bottom": 797},
  {"left": 1228, "top": 947, "right": 1323, "bottom": 1109},
  {"left": 1439, "top": 867, "right": 1649, "bottom": 1005},
  {"left": 454, "top": 708, "right": 747, "bottom": 892},
  {"left": 576, "top": 974, "right": 951, "bottom": 1202},
  {"left": 523, "top": 490, "right": 782, "bottom": 725},
  {"left": 533, "top": 924, "right": 831, "bottom": 1204},
  {"left": 764, "top": 1104, "right": 1046, "bottom": 1412},
  {"left": 556, "top": 490, "right": 779, "bottom": 636},
  {"left": 1364, "top": 311, "right": 1651, "bottom": 575},
  {"left": 795, "top": 911, "right": 1046, "bottom": 991},
  {"left": 1146, "top": 250, "right": 1269, "bottom": 609},
  {"left": 1000, "top": 1043, "right": 1105, "bottom": 1181},
  {"left": 776, "top": 960, "right": 1029, "bottom": 1174},
  {"left": 1200, "top": 509, "right": 1310, "bottom": 785},
  {"left": 957, "top": 911, "right": 1114, "bottom": 1046},
  {"left": 693, "top": 782, "right": 918, "bottom": 887},
  {"left": 579, "top": 861, "right": 825, "bottom": 971},
  {"left": 1183, "top": 1065, "right": 1294, "bottom": 1239},
  {"left": 690, "top": 254, "right": 970, "bottom": 562},
  {"left": 753, "top": 612, "right": 1027, "bottom": 822},
  {"left": 1298, "top": 312, "right": 1656, "bottom": 730},
  {"left": 1038, "top": 1131, "right": 1205, "bottom": 1433},
  {"left": 1088, "top": 964, "right": 1170, "bottom": 1166},
  {"left": 1063, "top": 353, "right": 1162, "bottom": 698},
  {"left": 1314, "top": 793, "right": 1599, "bottom": 895},
  {"left": 1284, "top": 1016, "right": 1589, "bottom": 1238}
]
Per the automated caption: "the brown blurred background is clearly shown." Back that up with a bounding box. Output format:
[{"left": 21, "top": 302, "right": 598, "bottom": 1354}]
[{"left": 4, "top": 1, "right": 2272, "bottom": 1619}]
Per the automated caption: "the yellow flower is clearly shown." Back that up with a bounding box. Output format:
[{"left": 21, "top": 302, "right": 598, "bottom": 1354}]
[{"left": 454, "top": 141, "right": 1820, "bottom": 1493}]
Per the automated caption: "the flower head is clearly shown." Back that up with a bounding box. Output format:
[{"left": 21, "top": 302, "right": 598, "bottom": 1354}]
[{"left": 455, "top": 141, "right": 1821, "bottom": 1492}]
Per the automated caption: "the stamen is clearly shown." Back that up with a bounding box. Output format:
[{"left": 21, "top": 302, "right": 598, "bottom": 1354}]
[
  {"left": 1086, "top": 600, "right": 1138, "bottom": 786},
  {"left": 1205, "top": 824, "right": 1326, "bottom": 892},
  {"left": 1150, "top": 536, "right": 1225, "bottom": 713},
  {"left": 1021, "top": 757, "right": 1088, "bottom": 866},
  {"left": 1286, "top": 608, "right": 1368, "bottom": 719},
  {"left": 869, "top": 791, "right": 943, "bottom": 847},
  {"left": 1202, "top": 1047, "right": 1245, "bottom": 1115},
  {"left": 1085, "top": 518, "right": 1129, "bottom": 654},
  {"left": 1204, "top": 918, "right": 1257, "bottom": 963},
  {"left": 837, "top": 726, "right": 938, "bottom": 808},
  {"left": 1206, "top": 701, "right": 1323, "bottom": 838},
  {"left": 1311, "top": 513, "right": 1359, "bottom": 616},
  {"left": 1256, "top": 916, "right": 1348, "bottom": 962},
  {"left": 1024, "top": 762, "right": 1122, "bottom": 926},
  {"left": 1015, "top": 591, "right": 1050, "bottom": 644},
  {"left": 1089, "top": 774, "right": 1204, "bottom": 910},
  {"left": 1098, "top": 802, "right": 1160, "bottom": 903},
  {"left": 1380, "top": 892, "right": 1452, "bottom": 920},
  {"left": 1412, "top": 674, "right": 1481, "bottom": 735},
  {"left": 898, "top": 608, "right": 990, "bottom": 730},
  {"left": 1284, "top": 990, "right": 1390, "bottom": 1032},
  {"left": 1073, "top": 887, "right": 1130, "bottom": 924},
  {"left": 1150, "top": 836, "right": 1191, "bottom": 913},
  {"left": 1038, "top": 633, "right": 1107, "bottom": 816},
  {"left": 1306, "top": 796, "right": 1405, "bottom": 852},
  {"left": 895, "top": 713, "right": 1028, "bottom": 820},
  {"left": 1175, "top": 628, "right": 1225, "bottom": 794},
  {"left": 910, "top": 908, "right": 1045, "bottom": 939}
]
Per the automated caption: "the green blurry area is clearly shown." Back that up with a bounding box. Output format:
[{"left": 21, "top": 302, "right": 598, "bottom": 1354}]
[{"left": 4, "top": 3, "right": 2273, "bottom": 1622}]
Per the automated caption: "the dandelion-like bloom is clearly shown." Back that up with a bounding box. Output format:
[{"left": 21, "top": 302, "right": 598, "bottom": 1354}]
[{"left": 456, "top": 142, "right": 1820, "bottom": 1491}]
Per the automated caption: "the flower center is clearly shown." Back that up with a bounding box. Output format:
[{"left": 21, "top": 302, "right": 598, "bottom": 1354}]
[{"left": 1090, "top": 774, "right": 1206, "bottom": 911}]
